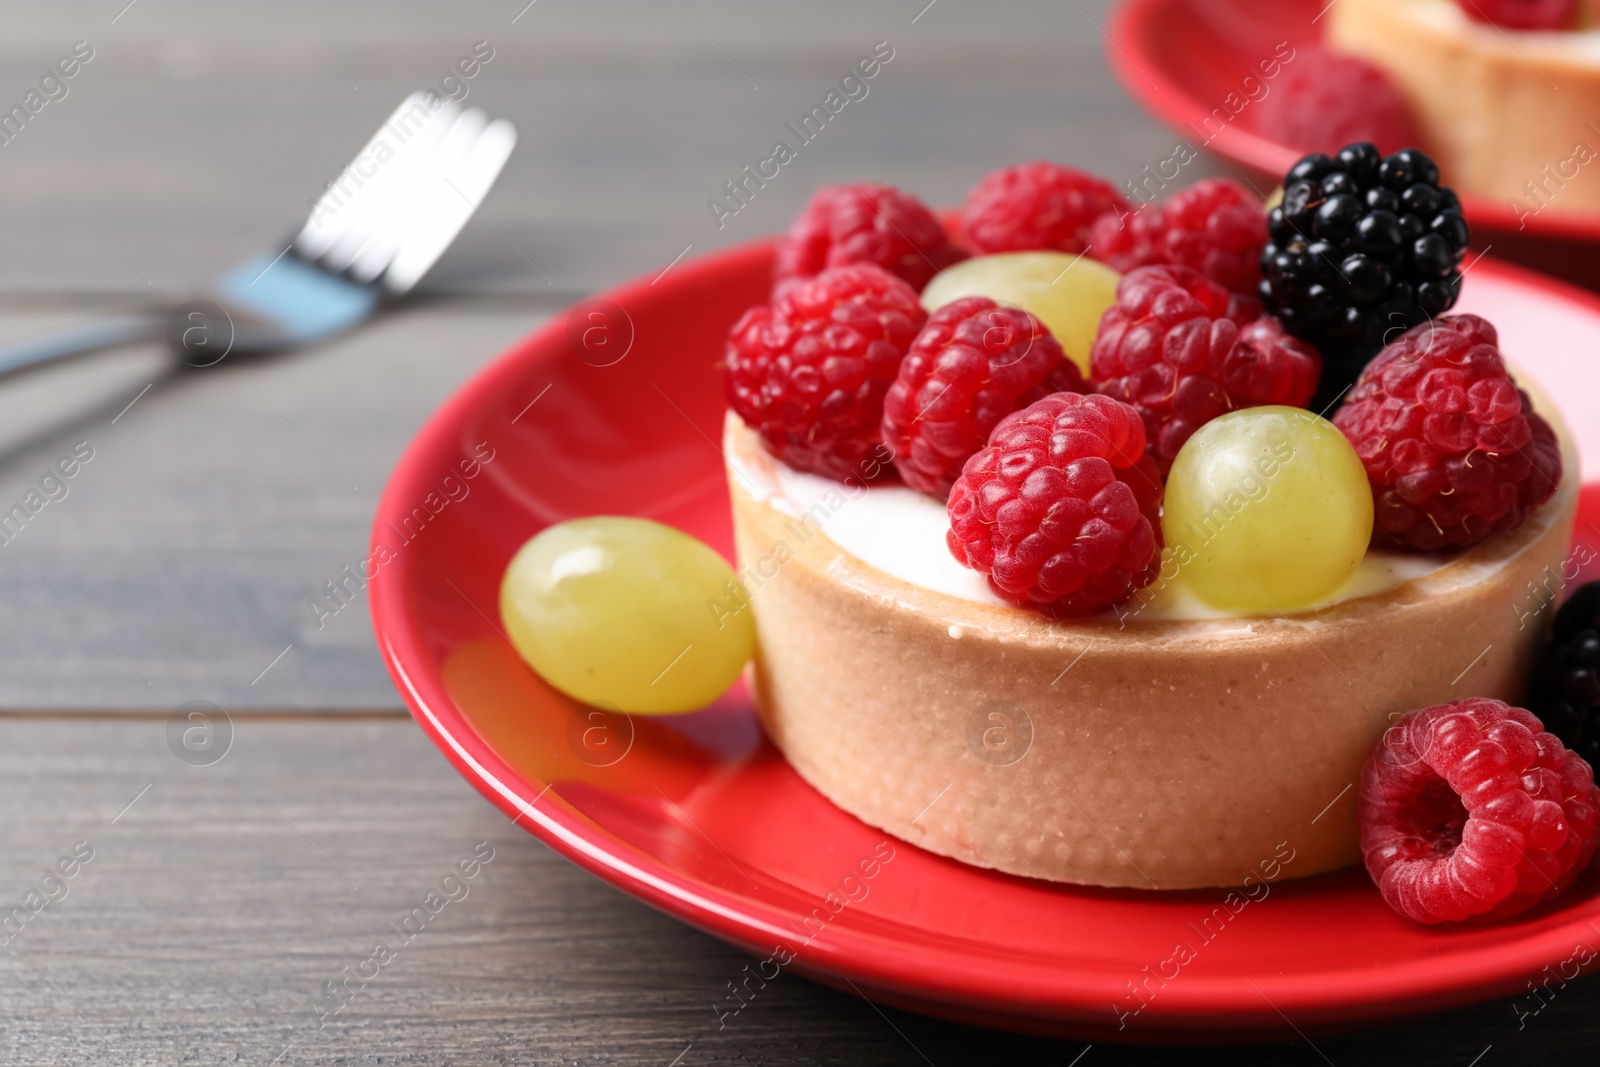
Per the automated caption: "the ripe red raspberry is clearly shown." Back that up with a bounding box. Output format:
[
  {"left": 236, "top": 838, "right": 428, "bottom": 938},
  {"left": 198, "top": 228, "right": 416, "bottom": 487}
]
[
  {"left": 1091, "top": 211, "right": 1160, "bottom": 282},
  {"left": 961, "top": 161, "right": 1129, "bottom": 256},
  {"left": 1089, "top": 178, "right": 1267, "bottom": 296},
  {"left": 1457, "top": 0, "right": 1578, "bottom": 30},
  {"left": 1332, "top": 314, "right": 1562, "bottom": 552},
  {"left": 882, "top": 297, "right": 1087, "bottom": 499},
  {"left": 772, "top": 182, "right": 966, "bottom": 300},
  {"left": 1091, "top": 265, "right": 1316, "bottom": 473},
  {"left": 946, "top": 393, "right": 1162, "bottom": 616},
  {"left": 1361, "top": 698, "right": 1600, "bottom": 924},
  {"left": 726, "top": 264, "right": 927, "bottom": 482},
  {"left": 1254, "top": 47, "right": 1421, "bottom": 156}
]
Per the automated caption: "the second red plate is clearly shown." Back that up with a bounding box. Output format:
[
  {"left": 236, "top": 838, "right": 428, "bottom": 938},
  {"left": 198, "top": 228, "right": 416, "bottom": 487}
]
[{"left": 1106, "top": 0, "right": 1600, "bottom": 244}]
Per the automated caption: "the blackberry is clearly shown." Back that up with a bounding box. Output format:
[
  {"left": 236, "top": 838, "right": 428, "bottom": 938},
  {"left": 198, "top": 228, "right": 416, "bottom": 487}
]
[
  {"left": 1529, "top": 581, "right": 1600, "bottom": 768},
  {"left": 1258, "top": 143, "right": 1470, "bottom": 411}
]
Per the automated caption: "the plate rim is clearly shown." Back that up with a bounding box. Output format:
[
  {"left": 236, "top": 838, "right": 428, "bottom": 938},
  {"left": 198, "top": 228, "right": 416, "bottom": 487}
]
[{"left": 368, "top": 238, "right": 1600, "bottom": 1037}]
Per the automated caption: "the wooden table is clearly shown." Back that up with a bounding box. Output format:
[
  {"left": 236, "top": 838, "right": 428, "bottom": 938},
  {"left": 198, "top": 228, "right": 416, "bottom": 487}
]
[{"left": 2, "top": 2, "right": 1594, "bottom": 1062}]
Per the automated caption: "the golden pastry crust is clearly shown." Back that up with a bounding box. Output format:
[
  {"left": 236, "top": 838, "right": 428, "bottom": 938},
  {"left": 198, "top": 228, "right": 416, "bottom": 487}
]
[{"left": 726, "top": 411, "right": 1579, "bottom": 889}]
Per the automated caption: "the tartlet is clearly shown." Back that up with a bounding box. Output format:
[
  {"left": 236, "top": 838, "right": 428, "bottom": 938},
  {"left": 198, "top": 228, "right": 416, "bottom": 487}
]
[
  {"left": 725, "top": 409, "right": 1579, "bottom": 890},
  {"left": 1329, "top": 0, "right": 1600, "bottom": 220}
]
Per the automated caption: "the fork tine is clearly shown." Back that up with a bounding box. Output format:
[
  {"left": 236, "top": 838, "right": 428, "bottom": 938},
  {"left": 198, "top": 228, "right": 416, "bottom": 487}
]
[
  {"left": 348, "top": 106, "right": 487, "bottom": 283},
  {"left": 319, "top": 99, "right": 462, "bottom": 274},
  {"left": 383, "top": 116, "right": 517, "bottom": 293},
  {"left": 290, "top": 92, "right": 516, "bottom": 295},
  {"left": 295, "top": 91, "right": 433, "bottom": 260}
]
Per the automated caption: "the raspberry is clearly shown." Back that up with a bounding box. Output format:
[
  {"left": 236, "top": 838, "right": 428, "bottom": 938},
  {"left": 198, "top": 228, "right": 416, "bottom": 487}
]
[
  {"left": 1090, "top": 178, "right": 1268, "bottom": 296},
  {"left": 1331, "top": 314, "right": 1562, "bottom": 552},
  {"left": 772, "top": 182, "right": 966, "bottom": 300},
  {"left": 946, "top": 392, "right": 1162, "bottom": 616},
  {"left": 1457, "top": 0, "right": 1578, "bottom": 30},
  {"left": 882, "top": 297, "right": 1087, "bottom": 498},
  {"left": 1529, "top": 581, "right": 1600, "bottom": 767},
  {"left": 961, "top": 160, "right": 1129, "bottom": 256},
  {"left": 1360, "top": 698, "right": 1600, "bottom": 924},
  {"left": 1229, "top": 316, "right": 1325, "bottom": 404},
  {"left": 1091, "top": 211, "right": 1162, "bottom": 284},
  {"left": 1254, "top": 48, "right": 1422, "bottom": 158},
  {"left": 1090, "top": 265, "right": 1315, "bottom": 473},
  {"left": 725, "top": 264, "right": 927, "bottom": 482}
]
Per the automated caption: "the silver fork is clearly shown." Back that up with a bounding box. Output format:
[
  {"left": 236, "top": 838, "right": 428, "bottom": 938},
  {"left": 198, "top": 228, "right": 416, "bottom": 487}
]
[{"left": 0, "top": 92, "right": 517, "bottom": 373}]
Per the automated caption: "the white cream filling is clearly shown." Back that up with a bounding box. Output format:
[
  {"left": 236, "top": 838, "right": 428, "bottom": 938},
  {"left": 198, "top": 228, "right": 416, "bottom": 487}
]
[{"left": 729, "top": 442, "right": 1453, "bottom": 622}]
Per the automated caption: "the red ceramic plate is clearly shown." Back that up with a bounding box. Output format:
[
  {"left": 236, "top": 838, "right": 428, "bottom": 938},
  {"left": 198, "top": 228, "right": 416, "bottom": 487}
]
[
  {"left": 1105, "top": 0, "right": 1600, "bottom": 244},
  {"left": 370, "top": 239, "right": 1600, "bottom": 1041}
]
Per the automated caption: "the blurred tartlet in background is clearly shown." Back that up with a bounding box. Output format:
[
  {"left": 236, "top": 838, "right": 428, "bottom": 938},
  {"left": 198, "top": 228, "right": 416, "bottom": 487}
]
[{"left": 1327, "top": 0, "right": 1600, "bottom": 223}]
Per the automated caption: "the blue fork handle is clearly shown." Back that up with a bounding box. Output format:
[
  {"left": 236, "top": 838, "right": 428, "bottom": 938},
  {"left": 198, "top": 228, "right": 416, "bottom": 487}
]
[{"left": 0, "top": 312, "right": 164, "bottom": 380}]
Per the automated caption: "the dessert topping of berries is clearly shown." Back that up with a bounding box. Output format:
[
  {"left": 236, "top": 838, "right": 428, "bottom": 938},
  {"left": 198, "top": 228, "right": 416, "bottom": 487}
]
[
  {"left": 883, "top": 296, "right": 1086, "bottom": 499},
  {"left": 726, "top": 264, "right": 926, "bottom": 482},
  {"left": 1254, "top": 47, "right": 1422, "bottom": 158},
  {"left": 946, "top": 392, "right": 1162, "bottom": 616},
  {"left": 961, "top": 160, "right": 1129, "bottom": 256},
  {"left": 1332, "top": 314, "right": 1562, "bottom": 552},
  {"left": 1090, "top": 177, "right": 1268, "bottom": 296},
  {"left": 1360, "top": 698, "right": 1600, "bottom": 924},
  {"left": 772, "top": 182, "right": 966, "bottom": 300},
  {"left": 1261, "top": 143, "right": 1469, "bottom": 409},
  {"left": 1456, "top": 0, "right": 1579, "bottom": 31},
  {"left": 1091, "top": 265, "right": 1316, "bottom": 473},
  {"left": 1530, "top": 581, "right": 1600, "bottom": 767}
]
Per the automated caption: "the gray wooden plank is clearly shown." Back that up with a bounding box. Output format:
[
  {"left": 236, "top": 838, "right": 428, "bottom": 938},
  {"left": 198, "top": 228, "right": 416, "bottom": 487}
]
[
  {"left": 0, "top": 0, "right": 1202, "bottom": 297},
  {"left": 0, "top": 301, "right": 543, "bottom": 710},
  {"left": 0, "top": 717, "right": 1592, "bottom": 1065}
]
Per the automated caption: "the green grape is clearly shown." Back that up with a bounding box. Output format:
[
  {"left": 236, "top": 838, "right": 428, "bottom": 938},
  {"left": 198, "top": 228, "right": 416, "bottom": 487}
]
[
  {"left": 921, "top": 252, "right": 1120, "bottom": 376},
  {"left": 1161, "top": 407, "right": 1374, "bottom": 614},
  {"left": 499, "top": 517, "right": 754, "bottom": 714}
]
